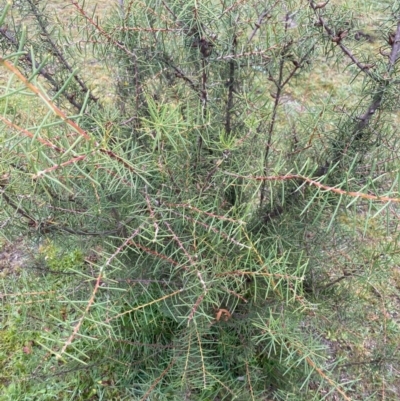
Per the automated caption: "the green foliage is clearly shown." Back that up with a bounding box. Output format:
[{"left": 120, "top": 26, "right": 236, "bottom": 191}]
[{"left": 0, "top": 0, "right": 400, "bottom": 399}]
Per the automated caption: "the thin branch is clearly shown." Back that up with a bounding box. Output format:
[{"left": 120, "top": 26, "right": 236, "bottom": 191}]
[
  {"left": 0, "top": 58, "right": 91, "bottom": 140},
  {"left": 246, "top": 1, "right": 280, "bottom": 46},
  {"left": 388, "top": 23, "right": 400, "bottom": 70},
  {"left": 354, "top": 21, "right": 400, "bottom": 134},
  {"left": 1, "top": 189, "right": 37, "bottom": 226},
  {"left": 167, "top": 209, "right": 249, "bottom": 248},
  {"left": 225, "top": 35, "right": 236, "bottom": 136},
  {"left": 59, "top": 226, "right": 143, "bottom": 357},
  {"left": 260, "top": 17, "right": 293, "bottom": 206},
  {"left": 0, "top": 116, "right": 64, "bottom": 152},
  {"left": 164, "top": 202, "right": 244, "bottom": 223},
  {"left": 227, "top": 171, "right": 400, "bottom": 203},
  {"left": 0, "top": 58, "right": 140, "bottom": 175},
  {"left": 25, "top": 0, "right": 98, "bottom": 105},
  {"left": 139, "top": 358, "right": 176, "bottom": 401},
  {"left": 33, "top": 155, "right": 87, "bottom": 179},
  {"left": 105, "top": 288, "right": 183, "bottom": 323},
  {"left": 308, "top": 0, "right": 374, "bottom": 79},
  {"left": 0, "top": 28, "right": 90, "bottom": 110},
  {"left": 70, "top": 1, "right": 137, "bottom": 60}
]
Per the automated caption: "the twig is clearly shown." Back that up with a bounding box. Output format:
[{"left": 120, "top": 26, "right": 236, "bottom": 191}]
[
  {"left": 0, "top": 27, "right": 92, "bottom": 110},
  {"left": 167, "top": 209, "right": 249, "bottom": 248},
  {"left": 260, "top": 16, "right": 291, "bottom": 207},
  {"left": 309, "top": 1, "right": 374, "bottom": 79},
  {"left": 246, "top": 1, "right": 279, "bottom": 45},
  {"left": 70, "top": 1, "right": 137, "bottom": 59},
  {"left": 139, "top": 358, "right": 176, "bottom": 401},
  {"left": 225, "top": 35, "right": 236, "bottom": 136},
  {"left": 163, "top": 220, "right": 208, "bottom": 322},
  {"left": 1, "top": 190, "right": 37, "bottom": 226},
  {"left": 25, "top": 0, "right": 98, "bottom": 105},
  {"left": 226, "top": 171, "right": 400, "bottom": 203},
  {"left": 58, "top": 226, "right": 142, "bottom": 357},
  {"left": 105, "top": 288, "right": 183, "bottom": 323}
]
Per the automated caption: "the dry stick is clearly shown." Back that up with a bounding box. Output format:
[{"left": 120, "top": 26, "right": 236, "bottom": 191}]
[
  {"left": 111, "top": 339, "right": 173, "bottom": 349},
  {"left": 0, "top": 290, "right": 56, "bottom": 298},
  {"left": 42, "top": 222, "right": 129, "bottom": 237},
  {"left": 33, "top": 155, "right": 87, "bottom": 178},
  {"left": 388, "top": 24, "right": 400, "bottom": 69},
  {"left": 222, "top": 286, "right": 248, "bottom": 303},
  {"left": 30, "top": 361, "right": 101, "bottom": 382},
  {"left": 11, "top": 298, "right": 64, "bottom": 306},
  {"left": 143, "top": 187, "right": 160, "bottom": 240},
  {"left": 127, "top": 240, "right": 184, "bottom": 269},
  {"left": 118, "top": 26, "right": 180, "bottom": 32},
  {"left": 161, "top": 0, "right": 178, "bottom": 21},
  {"left": 163, "top": 59, "right": 203, "bottom": 97},
  {"left": 216, "top": 270, "right": 304, "bottom": 281},
  {"left": 245, "top": 361, "right": 255, "bottom": 401},
  {"left": 335, "top": 357, "right": 396, "bottom": 369},
  {"left": 195, "top": 324, "right": 207, "bottom": 389},
  {"left": 220, "top": 0, "right": 248, "bottom": 17},
  {"left": 163, "top": 221, "right": 197, "bottom": 267},
  {"left": 215, "top": 47, "right": 278, "bottom": 61},
  {"left": 354, "top": 21, "right": 400, "bottom": 134},
  {"left": 188, "top": 293, "right": 206, "bottom": 323},
  {"left": 122, "top": 0, "right": 143, "bottom": 27},
  {"left": 1, "top": 190, "right": 37, "bottom": 226},
  {"left": 200, "top": 53, "right": 208, "bottom": 117}
]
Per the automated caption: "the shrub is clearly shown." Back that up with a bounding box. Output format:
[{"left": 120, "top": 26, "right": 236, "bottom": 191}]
[{"left": 0, "top": 0, "right": 400, "bottom": 399}]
